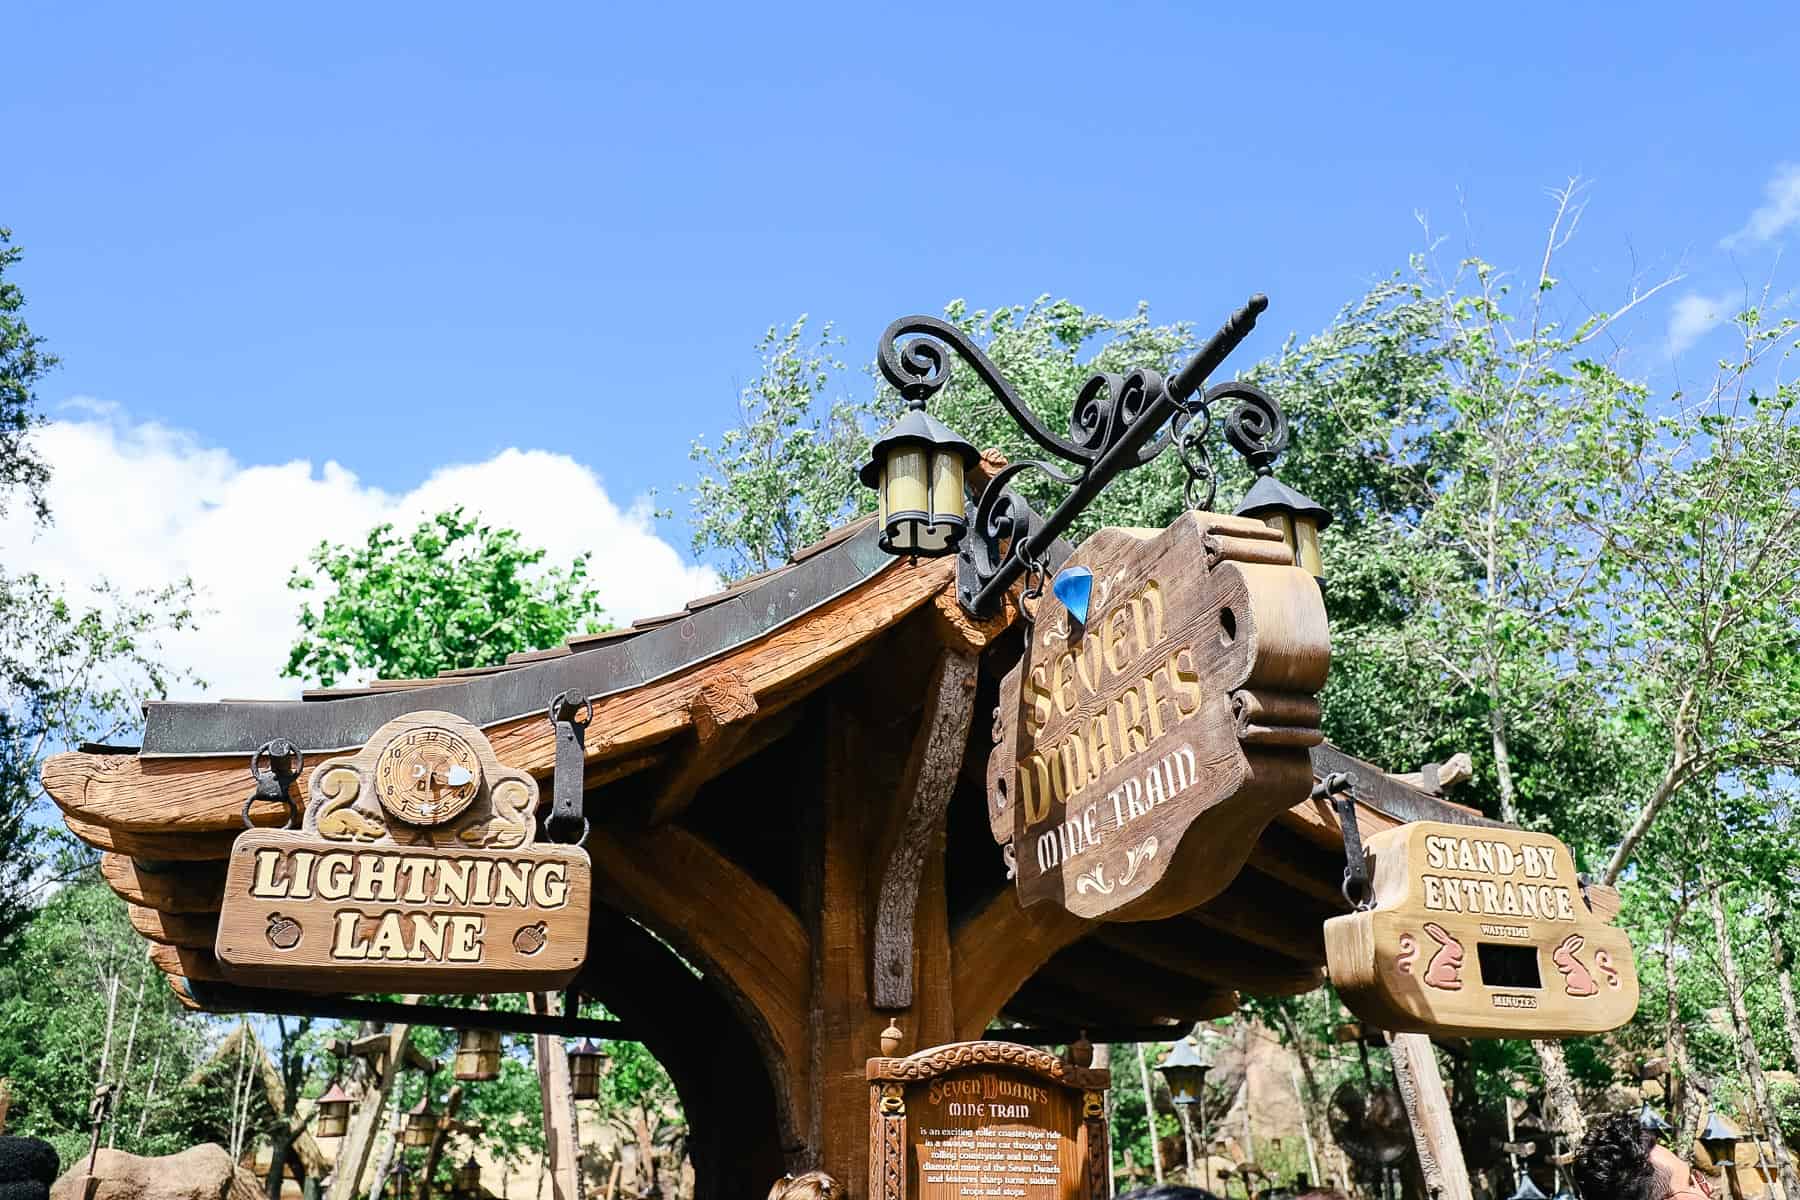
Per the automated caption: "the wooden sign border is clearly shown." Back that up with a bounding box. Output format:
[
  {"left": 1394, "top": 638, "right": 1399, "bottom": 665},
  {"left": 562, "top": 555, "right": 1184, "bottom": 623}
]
[{"left": 866, "top": 1041, "right": 1110, "bottom": 1200}]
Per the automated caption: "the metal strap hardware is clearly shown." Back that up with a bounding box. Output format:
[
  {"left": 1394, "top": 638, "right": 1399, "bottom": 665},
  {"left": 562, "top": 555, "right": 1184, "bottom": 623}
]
[
  {"left": 242, "top": 739, "right": 303, "bottom": 829},
  {"left": 547, "top": 691, "right": 592, "bottom": 845},
  {"left": 1313, "top": 771, "right": 1367, "bottom": 909}
]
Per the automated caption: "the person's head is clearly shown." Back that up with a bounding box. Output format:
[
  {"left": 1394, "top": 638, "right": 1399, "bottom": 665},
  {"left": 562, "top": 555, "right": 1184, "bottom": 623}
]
[
  {"left": 1573, "top": 1111, "right": 1713, "bottom": 1200},
  {"left": 767, "top": 1171, "right": 841, "bottom": 1200}
]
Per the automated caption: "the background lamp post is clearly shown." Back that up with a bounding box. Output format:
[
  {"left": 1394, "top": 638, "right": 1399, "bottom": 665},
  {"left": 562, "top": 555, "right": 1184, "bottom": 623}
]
[
  {"left": 1507, "top": 1173, "right": 1548, "bottom": 1200},
  {"left": 1638, "top": 1100, "right": 1673, "bottom": 1138},
  {"left": 314, "top": 1082, "right": 353, "bottom": 1138},
  {"left": 453, "top": 1028, "right": 502, "bottom": 1082},
  {"left": 454, "top": 1154, "right": 481, "bottom": 1199},
  {"left": 404, "top": 1095, "right": 438, "bottom": 1148},
  {"left": 568, "top": 1038, "right": 606, "bottom": 1101},
  {"left": 858, "top": 406, "right": 978, "bottom": 558},
  {"left": 1157, "top": 1037, "right": 1214, "bottom": 1192},
  {"left": 1699, "top": 1112, "right": 1743, "bottom": 1200},
  {"left": 1235, "top": 473, "right": 1331, "bottom": 579},
  {"left": 865, "top": 296, "right": 1330, "bottom": 617}
]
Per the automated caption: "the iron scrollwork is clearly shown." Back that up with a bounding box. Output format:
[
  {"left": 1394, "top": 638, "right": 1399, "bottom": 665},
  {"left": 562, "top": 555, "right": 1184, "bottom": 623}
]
[{"left": 876, "top": 295, "right": 1287, "bottom": 617}]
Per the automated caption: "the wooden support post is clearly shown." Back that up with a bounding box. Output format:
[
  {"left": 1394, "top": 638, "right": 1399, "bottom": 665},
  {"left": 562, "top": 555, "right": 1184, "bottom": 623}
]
[
  {"left": 532, "top": 992, "right": 582, "bottom": 1200},
  {"left": 328, "top": 1010, "right": 416, "bottom": 1200},
  {"left": 1384, "top": 1032, "right": 1473, "bottom": 1200},
  {"left": 414, "top": 1085, "right": 464, "bottom": 1200},
  {"left": 646, "top": 669, "right": 758, "bottom": 826}
]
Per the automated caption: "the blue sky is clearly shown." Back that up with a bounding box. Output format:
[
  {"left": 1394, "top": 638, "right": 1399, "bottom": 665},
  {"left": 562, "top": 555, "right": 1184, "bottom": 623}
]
[{"left": 4, "top": 1, "right": 1797, "bottom": 697}]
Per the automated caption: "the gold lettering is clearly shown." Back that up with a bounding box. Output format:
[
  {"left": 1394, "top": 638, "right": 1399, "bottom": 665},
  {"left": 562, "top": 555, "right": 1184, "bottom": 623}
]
[
  {"left": 1141, "top": 666, "right": 1169, "bottom": 741},
  {"left": 1170, "top": 647, "right": 1201, "bottom": 715},
  {"left": 493, "top": 862, "right": 531, "bottom": 907},
  {"left": 1087, "top": 713, "right": 1116, "bottom": 778},
  {"left": 1113, "top": 689, "right": 1148, "bottom": 757},
  {"left": 252, "top": 848, "right": 286, "bottom": 899},
  {"left": 399, "top": 858, "right": 431, "bottom": 904},
  {"left": 367, "top": 912, "right": 409, "bottom": 959},
  {"left": 318, "top": 853, "right": 355, "bottom": 900},
  {"left": 353, "top": 854, "right": 402, "bottom": 903},
  {"left": 448, "top": 915, "right": 484, "bottom": 961},
  {"left": 1105, "top": 608, "right": 1133, "bottom": 674},
  {"left": 1027, "top": 666, "right": 1054, "bottom": 738},
  {"left": 1052, "top": 655, "right": 1078, "bottom": 716},
  {"left": 1133, "top": 579, "right": 1165, "bottom": 649},
  {"left": 1056, "top": 735, "right": 1088, "bottom": 799},
  {"left": 290, "top": 851, "right": 317, "bottom": 900},
  {"left": 408, "top": 913, "right": 450, "bottom": 961},
  {"left": 331, "top": 911, "right": 368, "bottom": 959},
  {"left": 531, "top": 862, "right": 569, "bottom": 907},
  {"left": 469, "top": 860, "right": 494, "bottom": 905},
  {"left": 433, "top": 860, "right": 472, "bottom": 906}
]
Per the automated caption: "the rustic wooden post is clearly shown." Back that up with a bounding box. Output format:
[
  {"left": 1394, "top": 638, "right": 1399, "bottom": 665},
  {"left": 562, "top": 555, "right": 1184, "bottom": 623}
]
[
  {"left": 531, "top": 992, "right": 581, "bottom": 1200},
  {"left": 329, "top": 1014, "right": 416, "bottom": 1200},
  {"left": 1383, "top": 1033, "right": 1473, "bottom": 1200},
  {"left": 413, "top": 1084, "right": 463, "bottom": 1200}
]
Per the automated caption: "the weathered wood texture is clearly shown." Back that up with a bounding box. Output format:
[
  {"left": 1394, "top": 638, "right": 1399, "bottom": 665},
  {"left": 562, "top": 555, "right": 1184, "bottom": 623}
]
[
  {"left": 1384, "top": 1032, "right": 1474, "bottom": 1200},
  {"left": 531, "top": 992, "right": 581, "bottom": 1200},
  {"left": 988, "top": 511, "right": 1330, "bottom": 922},
  {"left": 1326, "top": 821, "right": 1638, "bottom": 1038},
  {"left": 101, "top": 853, "right": 226, "bottom": 912},
  {"left": 41, "top": 555, "right": 958, "bottom": 837},
  {"left": 872, "top": 652, "right": 978, "bottom": 1009},
  {"left": 327, "top": 1012, "right": 416, "bottom": 1200}
]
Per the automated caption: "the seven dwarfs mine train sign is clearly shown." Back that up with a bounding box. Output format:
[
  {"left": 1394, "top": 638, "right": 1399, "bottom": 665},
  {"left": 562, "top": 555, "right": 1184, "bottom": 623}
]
[{"left": 216, "top": 711, "right": 591, "bottom": 991}]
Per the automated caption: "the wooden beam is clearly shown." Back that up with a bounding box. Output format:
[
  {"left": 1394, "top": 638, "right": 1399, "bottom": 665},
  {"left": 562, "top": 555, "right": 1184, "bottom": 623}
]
[
  {"left": 61, "top": 814, "right": 240, "bottom": 860},
  {"left": 1037, "top": 942, "right": 1242, "bottom": 1024},
  {"left": 1245, "top": 825, "right": 1353, "bottom": 910},
  {"left": 101, "top": 854, "right": 225, "bottom": 914},
  {"left": 126, "top": 903, "right": 219, "bottom": 947},
  {"left": 328, "top": 1009, "right": 417, "bottom": 1200},
  {"left": 585, "top": 826, "right": 811, "bottom": 1070},
  {"left": 413, "top": 1085, "right": 463, "bottom": 1200},
  {"left": 1095, "top": 923, "right": 1324, "bottom": 996},
  {"left": 42, "top": 558, "right": 962, "bottom": 835},
  {"left": 147, "top": 941, "right": 226, "bottom": 983},
  {"left": 949, "top": 886, "right": 1090, "bottom": 1042},
  {"left": 1385, "top": 1031, "right": 1474, "bottom": 1200},
  {"left": 871, "top": 651, "right": 977, "bottom": 1009},
  {"left": 1188, "top": 869, "right": 1330, "bottom": 963},
  {"left": 531, "top": 992, "right": 581, "bottom": 1200},
  {"left": 645, "top": 668, "right": 758, "bottom": 825}
]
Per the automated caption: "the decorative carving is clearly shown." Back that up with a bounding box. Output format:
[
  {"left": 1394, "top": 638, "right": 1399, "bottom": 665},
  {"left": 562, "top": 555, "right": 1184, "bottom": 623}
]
[
  {"left": 1327, "top": 820, "right": 1638, "bottom": 1038},
  {"left": 986, "top": 510, "right": 1329, "bottom": 921},
  {"left": 216, "top": 710, "right": 590, "bottom": 992},
  {"left": 867, "top": 1040, "right": 1107, "bottom": 1091}
]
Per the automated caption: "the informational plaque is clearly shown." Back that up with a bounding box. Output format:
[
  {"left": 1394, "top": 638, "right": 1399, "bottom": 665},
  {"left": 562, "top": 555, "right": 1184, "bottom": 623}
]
[
  {"left": 868, "top": 1042, "right": 1108, "bottom": 1200},
  {"left": 1325, "top": 820, "right": 1638, "bottom": 1037},
  {"left": 216, "top": 710, "right": 590, "bottom": 991},
  {"left": 986, "top": 510, "right": 1329, "bottom": 921}
]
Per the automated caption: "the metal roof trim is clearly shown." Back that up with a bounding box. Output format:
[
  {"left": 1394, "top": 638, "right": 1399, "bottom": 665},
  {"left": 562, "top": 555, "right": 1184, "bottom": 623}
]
[{"left": 140, "top": 521, "right": 900, "bottom": 757}]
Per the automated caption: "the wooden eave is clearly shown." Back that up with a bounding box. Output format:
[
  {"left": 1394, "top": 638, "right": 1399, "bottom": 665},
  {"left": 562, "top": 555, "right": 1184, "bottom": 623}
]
[{"left": 41, "top": 509, "right": 1557, "bottom": 1032}]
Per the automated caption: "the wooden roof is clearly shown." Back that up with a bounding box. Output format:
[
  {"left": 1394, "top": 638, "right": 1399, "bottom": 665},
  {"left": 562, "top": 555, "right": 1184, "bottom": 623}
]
[{"left": 42, "top": 508, "right": 1512, "bottom": 1026}]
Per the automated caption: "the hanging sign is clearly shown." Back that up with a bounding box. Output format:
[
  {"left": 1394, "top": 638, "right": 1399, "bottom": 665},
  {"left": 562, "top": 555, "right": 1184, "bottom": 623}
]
[
  {"left": 867, "top": 1041, "right": 1110, "bottom": 1200},
  {"left": 985, "top": 510, "right": 1330, "bottom": 920},
  {"left": 216, "top": 710, "right": 590, "bottom": 991},
  {"left": 1325, "top": 820, "right": 1638, "bottom": 1037}
]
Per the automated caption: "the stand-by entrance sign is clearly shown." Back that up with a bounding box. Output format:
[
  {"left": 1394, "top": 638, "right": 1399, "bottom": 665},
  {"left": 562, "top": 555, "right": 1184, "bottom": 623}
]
[
  {"left": 868, "top": 1042, "right": 1109, "bottom": 1200},
  {"left": 216, "top": 711, "right": 590, "bottom": 991},
  {"left": 1326, "top": 820, "right": 1637, "bottom": 1037}
]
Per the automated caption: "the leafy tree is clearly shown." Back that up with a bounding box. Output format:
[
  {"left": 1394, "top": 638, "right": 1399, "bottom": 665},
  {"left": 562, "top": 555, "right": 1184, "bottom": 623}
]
[
  {"left": 0, "top": 573, "right": 198, "bottom": 940},
  {"left": 684, "top": 317, "right": 873, "bottom": 579},
  {"left": 0, "top": 226, "right": 56, "bottom": 524},
  {"left": 283, "top": 507, "right": 608, "bottom": 687},
  {"left": 0, "top": 880, "right": 218, "bottom": 1167}
]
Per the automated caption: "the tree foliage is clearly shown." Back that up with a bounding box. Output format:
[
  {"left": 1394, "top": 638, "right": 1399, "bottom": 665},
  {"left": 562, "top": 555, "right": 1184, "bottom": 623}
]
[
  {"left": 283, "top": 507, "right": 609, "bottom": 687},
  {"left": 0, "top": 227, "right": 56, "bottom": 524}
]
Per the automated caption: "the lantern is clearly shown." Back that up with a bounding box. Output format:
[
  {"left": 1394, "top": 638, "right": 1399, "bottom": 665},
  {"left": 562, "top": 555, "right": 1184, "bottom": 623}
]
[
  {"left": 454, "top": 1155, "right": 482, "bottom": 1198},
  {"left": 314, "top": 1082, "right": 353, "bottom": 1138},
  {"left": 1699, "top": 1112, "right": 1741, "bottom": 1170},
  {"left": 454, "top": 1028, "right": 502, "bottom": 1082},
  {"left": 404, "top": 1095, "right": 438, "bottom": 1148},
  {"left": 390, "top": 1159, "right": 413, "bottom": 1200},
  {"left": 1234, "top": 474, "right": 1332, "bottom": 580},
  {"left": 568, "top": 1038, "right": 606, "bottom": 1101},
  {"left": 1155, "top": 1037, "right": 1212, "bottom": 1106},
  {"left": 858, "top": 406, "right": 977, "bottom": 559}
]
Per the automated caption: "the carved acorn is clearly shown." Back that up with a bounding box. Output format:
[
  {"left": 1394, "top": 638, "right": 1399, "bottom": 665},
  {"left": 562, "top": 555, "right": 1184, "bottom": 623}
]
[
  {"left": 266, "top": 913, "right": 302, "bottom": 949},
  {"left": 513, "top": 922, "right": 548, "bottom": 955}
]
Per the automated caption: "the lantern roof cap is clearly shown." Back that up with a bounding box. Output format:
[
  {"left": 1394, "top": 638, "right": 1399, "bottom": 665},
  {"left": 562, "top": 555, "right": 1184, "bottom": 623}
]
[
  {"left": 569, "top": 1038, "right": 605, "bottom": 1056},
  {"left": 318, "top": 1082, "right": 354, "bottom": 1104},
  {"left": 1235, "top": 473, "right": 1332, "bottom": 529},
  {"left": 1157, "top": 1036, "right": 1212, "bottom": 1071},
  {"left": 858, "top": 407, "right": 979, "bottom": 487},
  {"left": 408, "top": 1095, "right": 435, "bottom": 1116},
  {"left": 1507, "top": 1175, "right": 1549, "bottom": 1200},
  {"left": 1700, "top": 1112, "right": 1742, "bottom": 1142}
]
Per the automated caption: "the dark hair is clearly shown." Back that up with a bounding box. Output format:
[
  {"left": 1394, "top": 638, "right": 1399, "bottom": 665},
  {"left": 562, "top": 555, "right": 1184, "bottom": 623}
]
[{"left": 1573, "top": 1112, "right": 1662, "bottom": 1200}]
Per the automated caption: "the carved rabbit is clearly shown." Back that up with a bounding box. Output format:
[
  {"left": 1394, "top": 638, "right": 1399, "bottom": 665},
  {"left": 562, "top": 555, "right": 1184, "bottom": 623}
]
[
  {"left": 1421, "top": 922, "right": 1465, "bottom": 990},
  {"left": 1553, "top": 933, "right": 1598, "bottom": 996}
]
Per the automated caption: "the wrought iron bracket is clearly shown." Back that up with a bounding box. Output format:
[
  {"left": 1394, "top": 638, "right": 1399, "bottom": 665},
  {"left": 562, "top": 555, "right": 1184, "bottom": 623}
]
[{"left": 878, "top": 294, "right": 1283, "bottom": 618}]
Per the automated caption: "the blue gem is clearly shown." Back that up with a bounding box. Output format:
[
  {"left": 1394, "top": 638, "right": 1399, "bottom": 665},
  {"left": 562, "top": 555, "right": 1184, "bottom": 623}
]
[{"left": 1052, "top": 566, "right": 1093, "bottom": 625}]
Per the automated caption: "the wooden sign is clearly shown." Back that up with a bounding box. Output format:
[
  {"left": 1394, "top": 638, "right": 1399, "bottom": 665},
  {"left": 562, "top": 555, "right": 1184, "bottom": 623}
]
[
  {"left": 1326, "top": 821, "right": 1638, "bottom": 1037},
  {"left": 868, "top": 1042, "right": 1109, "bottom": 1200},
  {"left": 216, "top": 711, "right": 590, "bottom": 991},
  {"left": 987, "top": 510, "right": 1329, "bottom": 920}
]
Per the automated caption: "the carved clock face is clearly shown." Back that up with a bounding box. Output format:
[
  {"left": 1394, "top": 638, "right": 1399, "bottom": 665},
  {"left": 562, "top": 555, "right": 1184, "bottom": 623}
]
[{"left": 373, "top": 726, "right": 482, "bottom": 826}]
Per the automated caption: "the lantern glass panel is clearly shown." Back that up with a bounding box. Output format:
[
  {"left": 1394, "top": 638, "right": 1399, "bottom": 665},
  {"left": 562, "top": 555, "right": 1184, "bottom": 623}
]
[
  {"left": 455, "top": 1029, "right": 501, "bottom": 1082},
  {"left": 929, "top": 450, "right": 967, "bottom": 527},
  {"left": 1294, "top": 516, "right": 1324, "bottom": 578},
  {"left": 883, "top": 447, "right": 930, "bottom": 523},
  {"left": 405, "top": 1111, "right": 437, "bottom": 1148}
]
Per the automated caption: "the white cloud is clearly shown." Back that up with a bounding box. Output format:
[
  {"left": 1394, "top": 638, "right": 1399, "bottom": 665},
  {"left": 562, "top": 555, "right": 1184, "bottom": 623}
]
[
  {"left": 1723, "top": 163, "right": 1800, "bottom": 248},
  {"left": 1664, "top": 289, "right": 1740, "bottom": 357},
  {"left": 0, "top": 406, "right": 717, "bottom": 702}
]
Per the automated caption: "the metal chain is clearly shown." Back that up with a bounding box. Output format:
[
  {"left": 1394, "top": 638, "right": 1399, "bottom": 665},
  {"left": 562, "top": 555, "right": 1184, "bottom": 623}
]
[
  {"left": 1016, "top": 555, "right": 1049, "bottom": 626},
  {"left": 1173, "top": 397, "right": 1219, "bottom": 512}
]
